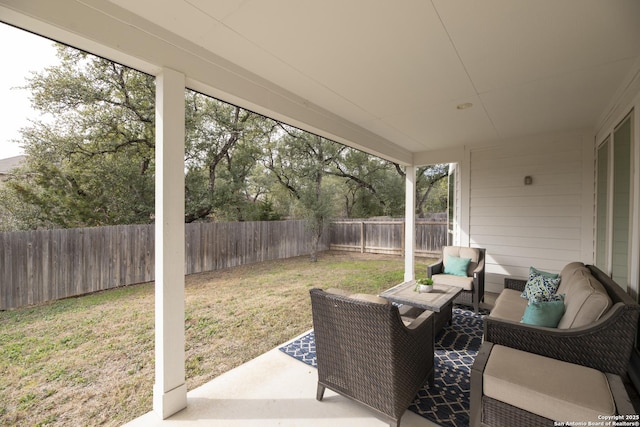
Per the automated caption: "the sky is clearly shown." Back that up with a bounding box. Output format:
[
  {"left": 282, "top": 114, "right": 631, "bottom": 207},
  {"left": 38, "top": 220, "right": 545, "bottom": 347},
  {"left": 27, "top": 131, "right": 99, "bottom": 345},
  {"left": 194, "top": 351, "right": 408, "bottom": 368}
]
[{"left": 0, "top": 23, "right": 59, "bottom": 159}]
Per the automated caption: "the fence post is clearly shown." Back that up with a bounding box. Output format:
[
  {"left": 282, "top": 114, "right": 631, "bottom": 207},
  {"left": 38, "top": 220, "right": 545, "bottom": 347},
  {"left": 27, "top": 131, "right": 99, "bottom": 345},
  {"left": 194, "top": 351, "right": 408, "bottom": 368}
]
[{"left": 360, "top": 221, "right": 365, "bottom": 253}]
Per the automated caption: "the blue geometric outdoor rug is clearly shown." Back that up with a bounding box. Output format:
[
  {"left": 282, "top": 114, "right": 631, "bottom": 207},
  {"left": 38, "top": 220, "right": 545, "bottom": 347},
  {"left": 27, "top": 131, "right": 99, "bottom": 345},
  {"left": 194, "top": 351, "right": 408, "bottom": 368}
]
[{"left": 279, "top": 307, "right": 487, "bottom": 427}]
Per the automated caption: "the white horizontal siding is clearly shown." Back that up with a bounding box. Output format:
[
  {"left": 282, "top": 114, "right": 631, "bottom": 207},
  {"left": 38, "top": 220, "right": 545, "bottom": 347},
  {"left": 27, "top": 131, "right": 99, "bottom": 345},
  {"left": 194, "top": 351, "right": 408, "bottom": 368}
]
[
  {"left": 472, "top": 225, "right": 580, "bottom": 240},
  {"left": 471, "top": 194, "right": 582, "bottom": 208},
  {"left": 471, "top": 182, "right": 583, "bottom": 198},
  {"left": 471, "top": 215, "right": 581, "bottom": 228},
  {"left": 475, "top": 235, "right": 579, "bottom": 252},
  {"left": 468, "top": 132, "right": 593, "bottom": 292}
]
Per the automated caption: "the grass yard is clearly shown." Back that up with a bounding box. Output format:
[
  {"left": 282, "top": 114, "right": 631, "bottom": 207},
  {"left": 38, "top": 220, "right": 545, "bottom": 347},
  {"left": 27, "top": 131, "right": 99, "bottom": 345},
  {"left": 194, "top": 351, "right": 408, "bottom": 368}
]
[{"left": 0, "top": 251, "right": 434, "bottom": 426}]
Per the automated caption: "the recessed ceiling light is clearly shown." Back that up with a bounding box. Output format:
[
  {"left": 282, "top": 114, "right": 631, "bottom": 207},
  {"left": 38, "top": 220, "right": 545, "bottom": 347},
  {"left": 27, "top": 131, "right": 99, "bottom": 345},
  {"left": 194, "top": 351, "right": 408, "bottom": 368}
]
[{"left": 456, "top": 102, "right": 473, "bottom": 110}]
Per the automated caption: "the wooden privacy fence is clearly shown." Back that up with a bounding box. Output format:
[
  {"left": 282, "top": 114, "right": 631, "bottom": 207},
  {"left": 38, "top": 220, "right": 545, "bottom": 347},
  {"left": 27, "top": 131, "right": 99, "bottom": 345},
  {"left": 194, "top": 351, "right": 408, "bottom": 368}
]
[
  {"left": 329, "top": 219, "right": 448, "bottom": 257},
  {"left": 0, "top": 218, "right": 447, "bottom": 310},
  {"left": 0, "top": 220, "right": 327, "bottom": 310}
]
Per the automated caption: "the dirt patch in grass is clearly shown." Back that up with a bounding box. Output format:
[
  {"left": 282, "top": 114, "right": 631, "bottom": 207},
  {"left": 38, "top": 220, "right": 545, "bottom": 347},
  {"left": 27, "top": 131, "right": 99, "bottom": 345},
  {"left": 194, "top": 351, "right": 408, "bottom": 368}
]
[{"left": 0, "top": 251, "right": 434, "bottom": 426}]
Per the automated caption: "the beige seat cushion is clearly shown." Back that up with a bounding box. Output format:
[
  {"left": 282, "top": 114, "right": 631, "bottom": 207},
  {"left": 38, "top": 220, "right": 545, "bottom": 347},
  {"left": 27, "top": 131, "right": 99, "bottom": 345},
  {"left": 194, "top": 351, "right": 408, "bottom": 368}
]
[
  {"left": 433, "top": 246, "right": 481, "bottom": 290},
  {"left": 398, "top": 305, "right": 426, "bottom": 319},
  {"left": 484, "top": 345, "right": 615, "bottom": 422},
  {"left": 398, "top": 306, "right": 433, "bottom": 326},
  {"left": 557, "top": 269, "right": 611, "bottom": 329},
  {"left": 487, "top": 289, "right": 527, "bottom": 322},
  {"left": 432, "top": 273, "right": 474, "bottom": 291}
]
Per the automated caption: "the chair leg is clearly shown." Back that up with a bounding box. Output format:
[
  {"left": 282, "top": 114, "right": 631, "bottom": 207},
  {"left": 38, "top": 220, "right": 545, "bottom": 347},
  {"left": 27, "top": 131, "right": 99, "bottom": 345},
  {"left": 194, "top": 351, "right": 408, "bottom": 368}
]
[
  {"left": 316, "top": 384, "right": 325, "bottom": 401},
  {"left": 473, "top": 293, "right": 480, "bottom": 313}
]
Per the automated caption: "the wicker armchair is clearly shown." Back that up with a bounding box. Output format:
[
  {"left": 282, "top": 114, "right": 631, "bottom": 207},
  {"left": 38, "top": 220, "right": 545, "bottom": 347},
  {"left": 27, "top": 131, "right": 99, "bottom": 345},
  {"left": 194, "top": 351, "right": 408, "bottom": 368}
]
[
  {"left": 309, "top": 288, "right": 434, "bottom": 427},
  {"left": 427, "top": 246, "right": 486, "bottom": 313}
]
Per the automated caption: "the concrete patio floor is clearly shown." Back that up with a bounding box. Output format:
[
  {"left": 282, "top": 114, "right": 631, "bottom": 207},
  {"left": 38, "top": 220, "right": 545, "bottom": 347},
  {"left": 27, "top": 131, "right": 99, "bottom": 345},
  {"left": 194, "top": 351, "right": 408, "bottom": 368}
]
[{"left": 124, "top": 330, "right": 439, "bottom": 427}]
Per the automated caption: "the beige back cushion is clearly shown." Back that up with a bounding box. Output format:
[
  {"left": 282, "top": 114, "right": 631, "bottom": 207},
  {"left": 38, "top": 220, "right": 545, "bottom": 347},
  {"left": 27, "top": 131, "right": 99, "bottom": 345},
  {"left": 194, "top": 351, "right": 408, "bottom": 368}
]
[
  {"left": 442, "top": 246, "right": 480, "bottom": 277},
  {"left": 559, "top": 261, "right": 587, "bottom": 278},
  {"left": 557, "top": 269, "right": 611, "bottom": 329},
  {"left": 556, "top": 262, "right": 589, "bottom": 295}
]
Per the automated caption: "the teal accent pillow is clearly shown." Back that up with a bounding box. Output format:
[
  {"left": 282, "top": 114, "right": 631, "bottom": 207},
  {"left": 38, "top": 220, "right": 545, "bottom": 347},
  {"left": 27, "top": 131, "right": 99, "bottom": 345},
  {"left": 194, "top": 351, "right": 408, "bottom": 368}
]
[
  {"left": 521, "top": 271, "right": 561, "bottom": 302},
  {"left": 529, "top": 266, "right": 559, "bottom": 279},
  {"left": 521, "top": 296, "right": 565, "bottom": 327},
  {"left": 444, "top": 256, "right": 471, "bottom": 277}
]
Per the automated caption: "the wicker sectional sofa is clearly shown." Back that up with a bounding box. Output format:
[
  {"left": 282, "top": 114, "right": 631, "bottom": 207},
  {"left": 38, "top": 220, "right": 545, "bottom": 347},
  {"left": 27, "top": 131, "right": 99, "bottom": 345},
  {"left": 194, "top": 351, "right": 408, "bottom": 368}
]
[{"left": 471, "top": 262, "right": 640, "bottom": 426}]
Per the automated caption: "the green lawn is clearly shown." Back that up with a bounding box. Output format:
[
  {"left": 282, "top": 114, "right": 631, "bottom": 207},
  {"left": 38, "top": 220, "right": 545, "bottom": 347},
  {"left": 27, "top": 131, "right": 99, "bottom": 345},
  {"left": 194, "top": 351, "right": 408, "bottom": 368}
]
[{"left": 0, "top": 251, "right": 433, "bottom": 426}]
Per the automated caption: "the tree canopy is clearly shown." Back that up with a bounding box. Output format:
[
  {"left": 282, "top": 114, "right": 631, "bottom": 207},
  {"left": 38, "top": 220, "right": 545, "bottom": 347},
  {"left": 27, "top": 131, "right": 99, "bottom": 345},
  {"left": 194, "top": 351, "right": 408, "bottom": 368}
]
[{"left": 0, "top": 45, "right": 449, "bottom": 233}]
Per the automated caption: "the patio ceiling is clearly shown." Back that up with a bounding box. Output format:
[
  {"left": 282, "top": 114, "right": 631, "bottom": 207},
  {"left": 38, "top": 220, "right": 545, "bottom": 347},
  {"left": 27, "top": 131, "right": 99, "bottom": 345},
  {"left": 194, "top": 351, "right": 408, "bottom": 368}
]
[
  {"left": 107, "top": 0, "right": 640, "bottom": 156},
  {"left": 2, "top": 1, "right": 640, "bottom": 164}
]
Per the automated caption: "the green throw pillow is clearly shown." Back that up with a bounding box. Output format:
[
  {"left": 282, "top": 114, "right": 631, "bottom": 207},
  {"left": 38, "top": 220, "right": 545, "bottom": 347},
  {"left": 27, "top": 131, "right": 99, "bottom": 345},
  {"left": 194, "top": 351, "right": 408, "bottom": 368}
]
[
  {"left": 521, "top": 271, "right": 561, "bottom": 302},
  {"left": 521, "top": 296, "right": 565, "bottom": 327},
  {"left": 444, "top": 256, "right": 471, "bottom": 277},
  {"left": 529, "top": 266, "right": 559, "bottom": 279}
]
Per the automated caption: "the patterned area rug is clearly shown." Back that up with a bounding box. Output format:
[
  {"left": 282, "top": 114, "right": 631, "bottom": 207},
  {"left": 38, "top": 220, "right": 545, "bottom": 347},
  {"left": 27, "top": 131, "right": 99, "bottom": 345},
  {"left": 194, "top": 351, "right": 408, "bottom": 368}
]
[{"left": 279, "top": 307, "right": 487, "bottom": 427}]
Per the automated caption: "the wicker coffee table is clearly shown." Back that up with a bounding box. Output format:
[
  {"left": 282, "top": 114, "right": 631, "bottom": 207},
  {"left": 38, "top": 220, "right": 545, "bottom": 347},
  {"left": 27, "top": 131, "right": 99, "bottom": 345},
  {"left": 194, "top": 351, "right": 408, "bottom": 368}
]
[{"left": 379, "top": 281, "right": 462, "bottom": 333}]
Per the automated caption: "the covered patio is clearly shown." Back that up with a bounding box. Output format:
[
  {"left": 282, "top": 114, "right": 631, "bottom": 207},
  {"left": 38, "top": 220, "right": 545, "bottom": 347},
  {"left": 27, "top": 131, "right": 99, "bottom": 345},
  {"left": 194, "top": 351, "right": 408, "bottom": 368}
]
[
  {"left": 1, "top": 0, "right": 640, "bottom": 425},
  {"left": 123, "top": 333, "right": 442, "bottom": 427}
]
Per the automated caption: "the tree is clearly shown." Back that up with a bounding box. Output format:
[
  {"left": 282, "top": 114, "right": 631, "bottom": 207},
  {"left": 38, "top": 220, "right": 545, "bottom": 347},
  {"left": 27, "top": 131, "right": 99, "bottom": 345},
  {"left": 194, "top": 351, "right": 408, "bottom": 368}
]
[
  {"left": 416, "top": 164, "right": 449, "bottom": 216},
  {"left": 1, "top": 46, "right": 156, "bottom": 228},
  {"left": 1, "top": 44, "right": 450, "bottom": 232},
  {"left": 0, "top": 180, "right": 40, "bottom": 231},
  {"left": 0, "top": 48, "right": 276, "bottom": 229},
  {"left": 184, "top": 91, "right": 272, "bottom": 222},
  {"left": 264, "top": 125, "right": 344, "bottom": 261},
  {"left": 328, "top": 148, "right": 405, "bottom": 217}
]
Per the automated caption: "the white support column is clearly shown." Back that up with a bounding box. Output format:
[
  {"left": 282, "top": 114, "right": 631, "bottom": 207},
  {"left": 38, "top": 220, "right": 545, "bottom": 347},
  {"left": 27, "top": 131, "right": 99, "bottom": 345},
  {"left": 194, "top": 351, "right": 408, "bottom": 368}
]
[
  {"left": 404, "top": 166, "right": 416, "bottom": 282},
  {"left": 153, "top": 68, "right": 187, "bottom": 419}
]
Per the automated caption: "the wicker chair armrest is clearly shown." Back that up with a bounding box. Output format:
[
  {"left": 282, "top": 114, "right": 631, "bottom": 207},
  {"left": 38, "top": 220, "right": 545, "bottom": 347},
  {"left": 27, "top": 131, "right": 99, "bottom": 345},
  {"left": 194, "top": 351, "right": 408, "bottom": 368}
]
[
  {"left": 472, "top": 258, "right": 485, "bottom": 276},
  {"left": 470, "top": 342, "right": 494, "bottom": 427},
  {"left": 504, "top": 277, "right": 527, "bottom": 292},
  {"left": 484, "top": 304, "right": 639, "bottom": 376},
  {"left": 403, "top": 309, "right": 434, "bottom": 332},
  {"left": 427, "top": 258, "right": 444, "bottom": 277},
  {"left": 396, "top": 308, "right": 435, "bottom": 393}
]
